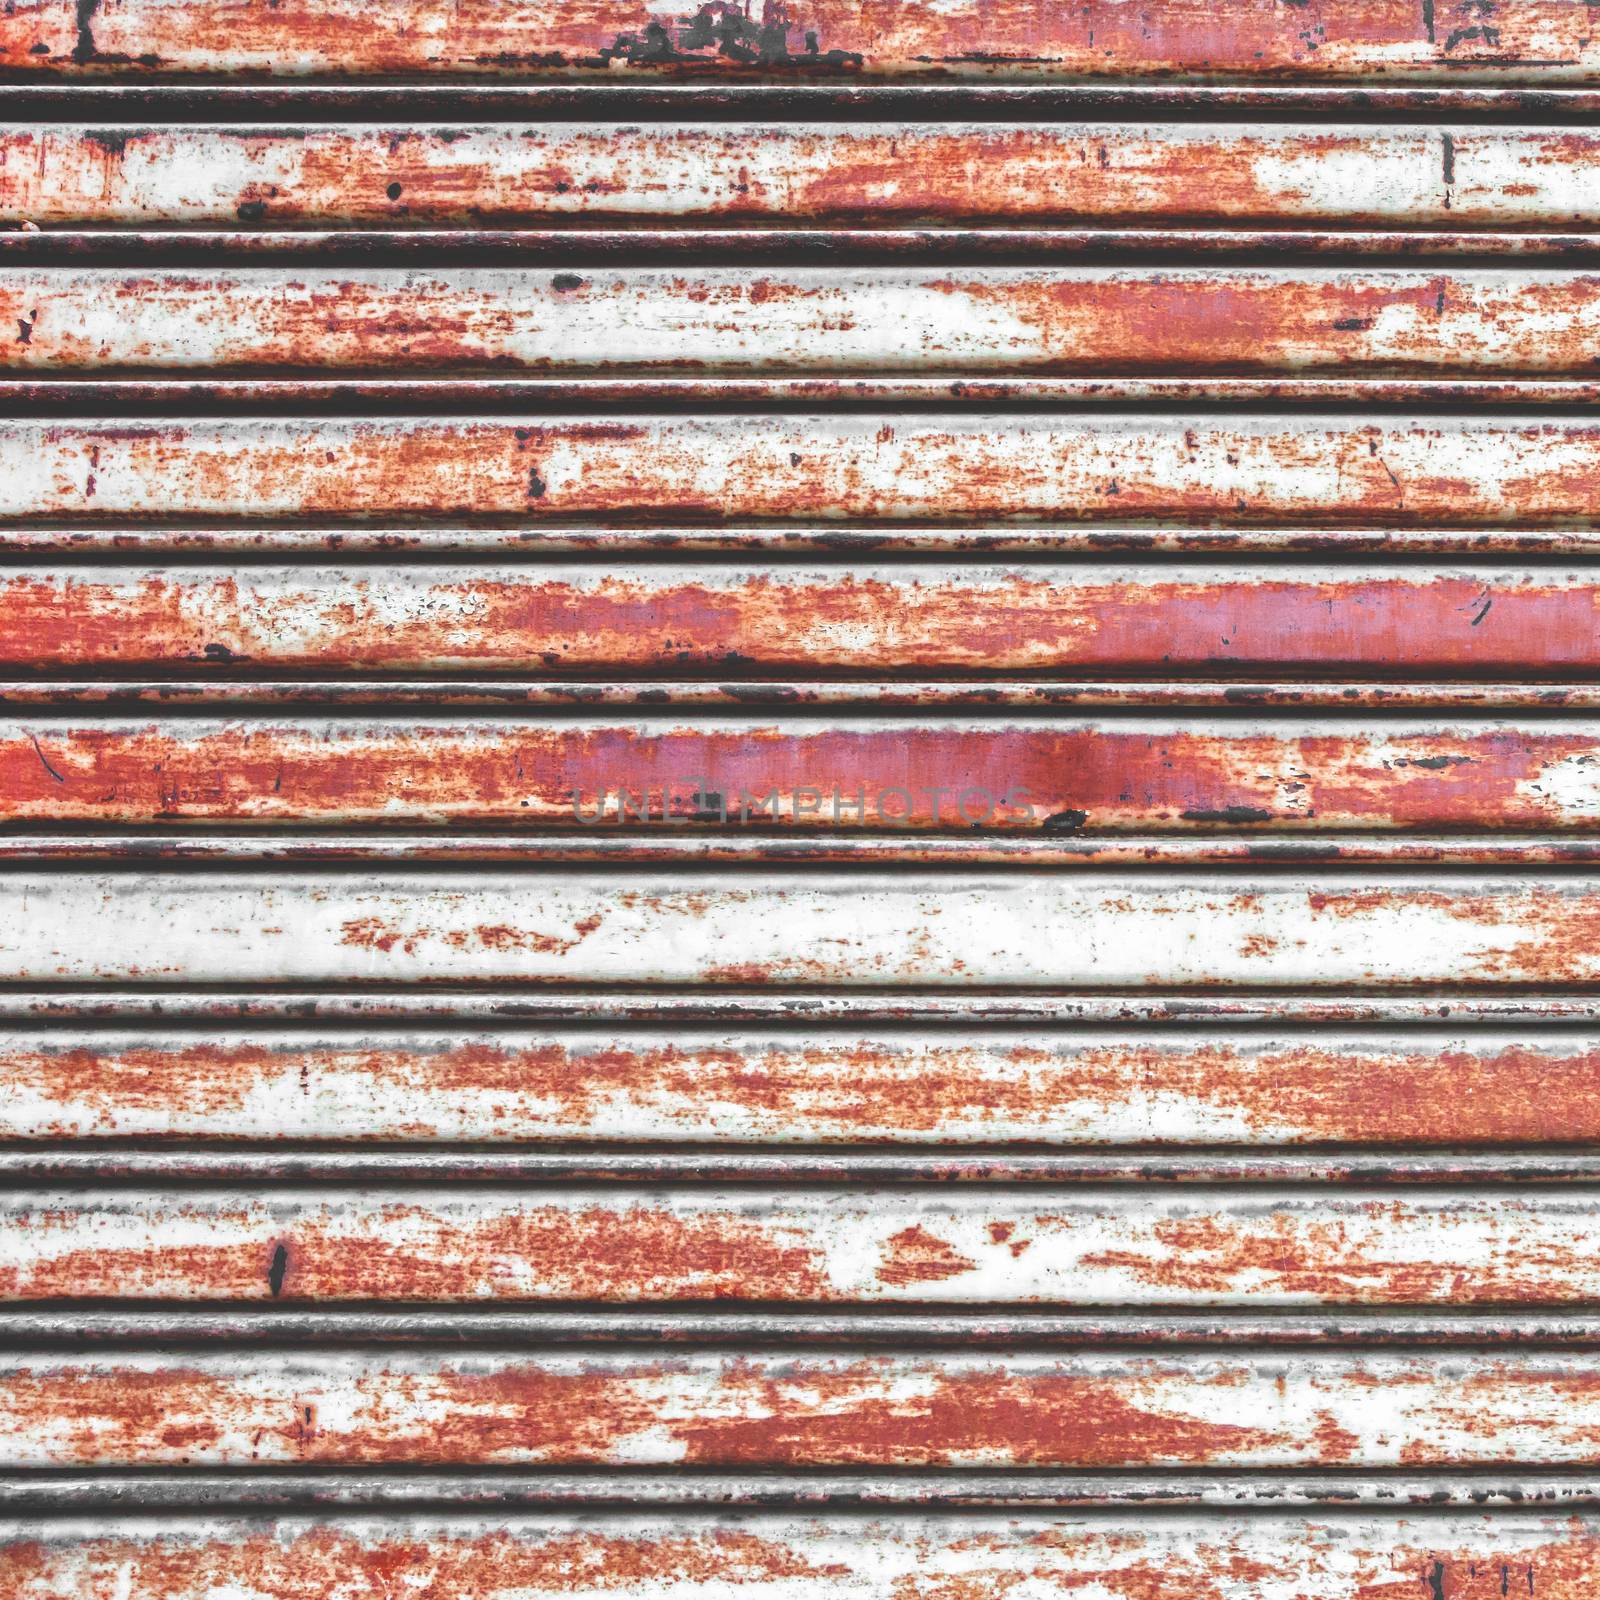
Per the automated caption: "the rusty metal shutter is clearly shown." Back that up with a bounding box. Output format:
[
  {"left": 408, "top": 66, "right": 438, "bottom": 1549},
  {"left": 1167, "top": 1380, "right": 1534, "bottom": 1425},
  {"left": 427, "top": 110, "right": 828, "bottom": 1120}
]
[{"left": 4, "top": 4, "right": 1600, "bottom": 1595}]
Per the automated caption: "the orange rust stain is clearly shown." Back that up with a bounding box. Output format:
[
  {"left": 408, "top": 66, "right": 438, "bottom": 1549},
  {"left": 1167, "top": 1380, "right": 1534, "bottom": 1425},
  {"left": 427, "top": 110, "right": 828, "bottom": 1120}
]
[
  {"left": 1074, "top": 1207, "right": 1597, "bottom": 1305},
  {"left": 10, "top": 1355, "right": 1600, "bottom": 1469},
  {"left": 8, "top": 1524, "right": 1600, "bottom": 1600},
  {"left": 875, "top": 1225, "right": 979, "bottom": 1287},
  {"left": 0, "top": 1204, "right": 835, "bottom": 1302},
  {"left": 0, "top": 1526, "right": 852, "bottom": 1597}
]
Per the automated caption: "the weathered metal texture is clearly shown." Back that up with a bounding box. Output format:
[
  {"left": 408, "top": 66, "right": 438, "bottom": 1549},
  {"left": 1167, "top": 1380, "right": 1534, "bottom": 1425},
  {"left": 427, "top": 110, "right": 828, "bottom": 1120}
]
[
  {"left": 4, "top": 1, "right": 1600, "bottom": 79},
  {"left": 6, "top": 716, "right": 1600, "bottom": 832},
  {"left": 13, "top": 416, "right": 1600, "bottom": 523},
  {"left": 6, "top": 562, "right": 1600, "bottom": 674},
  {"left": 13, "top": 1349, "right": 1600, "bottom": 1465},
  {"left": 4, "top": 1027, "right": 1594, "bottom": 1146},
  {"left": 6, "top": 1512, "right": 1600, "bottom": 1599},
  {"left": 5, "top": 1187, "right": 1600, "bottom": 1303},
  {"left": 5, "top": 871, "right": 1600, "bottom": 986},
  {"left": 25, "top": 1306, "right": 1600, "bottom": 1348},
  {"left": 3, "top": 124, "right": 1598, "bottom": 226},
  {"left": 14, "top": 523, "right": 1600, "bottom": 558},
  {"left": 12, "top": 990, "right": 1600, "bottom": 1026},
  {"left": 12, "top": 268, "right": 1600, "bottom": 375}
]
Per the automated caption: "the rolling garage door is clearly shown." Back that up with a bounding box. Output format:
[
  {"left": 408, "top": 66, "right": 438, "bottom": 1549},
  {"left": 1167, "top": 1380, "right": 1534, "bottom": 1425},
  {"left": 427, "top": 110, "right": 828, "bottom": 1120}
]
[{"left": 3, "top": 2, "right": 1600, "bottom": 1594}]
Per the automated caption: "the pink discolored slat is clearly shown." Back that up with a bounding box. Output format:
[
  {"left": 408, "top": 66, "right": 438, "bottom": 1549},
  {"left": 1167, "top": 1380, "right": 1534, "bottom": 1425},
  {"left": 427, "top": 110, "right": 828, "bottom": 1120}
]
[
  {"left": 3, "top": 718, "right": 1600, "bottom": 832},
  {"left": 5, "top": 1512, "right": 1600, "bottom": 1599},
  {"left": 5, "top": 1027, "right": 1597, "bottom": 1146},
  {"left": 2, "top": 0, "right": 1598, "bottom": 80},
  {"left": 8, "top": 416, "right": 1600, "bottom": 523},
  {"left": 6, "top": 564, "right": 1599, "bottom": 675},
  {"left": 6, "top": 1349, "right": 1600, "bottom": 1465}
]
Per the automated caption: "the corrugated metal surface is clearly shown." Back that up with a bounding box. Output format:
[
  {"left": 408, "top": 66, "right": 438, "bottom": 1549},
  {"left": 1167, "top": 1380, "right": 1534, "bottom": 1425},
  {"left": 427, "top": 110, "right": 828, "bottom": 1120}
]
[{"left": 6, "top": 7, "right": 1600, "bottom": 1596}]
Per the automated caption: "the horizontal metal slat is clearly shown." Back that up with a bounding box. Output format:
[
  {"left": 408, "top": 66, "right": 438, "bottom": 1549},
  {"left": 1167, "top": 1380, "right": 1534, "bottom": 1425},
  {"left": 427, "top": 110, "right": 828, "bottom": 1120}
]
[
  {"left": 5, "top": 1187, "right": 1600, "bottom": 1303},
  {"left": 1, "top": 124, "right": 1596, "bottom": 228},
  {"left": 3, "top": 1470, "right": 1599, "bottom": 1508},
  {"left": 2, "top": 1511, "right": 1597, "bottom": 1597},
  {"left": 2, "top": 871, "right": 1599, "bottom": 987},
  {"left": 2, "top": 1026, "right": 1594, "bottom": 1147},
  {"left": 7, "top": 1349, "right": 1600, "bottom": 1465},
  {"left": 2, "top": 1, "right": 1597, "bottom": 80},
  {"left": 9, "top": 563, "right": 1599, "bottom": 675},
  {"left": 12, "top": 525, "right": 1600, "bottom": 557},
  {"left": 11, "top": 268, "right": 1600, "bottom": 376},
  {"left": 9, "top": 416, "right": 1600, "bottom": 524},
  {"left": 6, "top": 716, "right": 1600, "bottom": 832},
  {"left": 7, "top": 990, "right": 1597, "bottom": 1025},
  {"left": 15, "top": 1305, "right": 1600, "bottom": 1347}
]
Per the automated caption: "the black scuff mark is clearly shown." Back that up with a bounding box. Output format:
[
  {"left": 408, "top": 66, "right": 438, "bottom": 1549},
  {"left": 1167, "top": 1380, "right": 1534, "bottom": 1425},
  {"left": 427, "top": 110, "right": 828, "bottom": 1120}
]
[
  {"left": 1332, "top": 316, "right": 1372, "bottom": 332},
  {"left": 1425, "top": 1559, "right": 1446, "bottom": 1600},
  {"left": 1469, "top": 593, "right": 1493, "bottom": 626},
  {"left": 72, "top": 0, "right": 100, "bottom": 63},
  {"left": 552, "top": 273, "right": 584, "bottom": 292},
  {"left": 267, "top": 1243, "right": 289, "bottom": 1298},
  {"left": 1423, "top": 0, "right": 1436, "bottom": 43},
  {"left": 528, "top": 467, "right": 548, "bottom": 499},
  {"left": 1041, "top": 809, "right": 1089, "bottom": 832},
  {"left": 1396, "top": 754, "right": 1471, "bottom": 770},
  {"left": 29, "top": 734, "right": 65, "bottom": 785},
  {"left": 15, "top": 312, "right": 32, "bottom": 345},
  {"left": 1181, "top": 805, "right": 1274, "bottom": 824}
]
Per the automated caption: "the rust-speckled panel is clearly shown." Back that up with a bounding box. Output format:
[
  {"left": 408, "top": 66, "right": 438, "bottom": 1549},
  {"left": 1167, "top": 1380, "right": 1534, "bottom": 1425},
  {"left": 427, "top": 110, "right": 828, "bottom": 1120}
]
[
  {"left": 7, "top": 1349, "right": 1600, "bottom": 1465},
  {"left": 2, "top": 0, "right": 1598, "bottom": 80},
  {"left": 1, "top": 1187, "right": 1598, "bottom": 1303},
  {"left": 2, "top": 125, "right": 1597, "bottom": 227},
  {"left": 4, "top": 1027, "right": 1592, "bottom": 1146},
  {"left": 8, "top": 416, "right": 1600, "bottom": 523},
  {"left": 3, "top": 871, "right": 1600, "bottom": 987},
  {"left": 5, "top": 1512, "right": 1600, "bottom": 1598},
  {"left": 8, "top": 269, "right": 1600, "bottom": 375}
]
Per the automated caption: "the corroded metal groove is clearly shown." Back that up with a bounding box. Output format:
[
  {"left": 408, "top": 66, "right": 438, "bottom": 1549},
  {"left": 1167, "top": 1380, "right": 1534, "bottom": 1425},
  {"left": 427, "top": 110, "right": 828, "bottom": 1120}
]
[
  {"left": 8, "top": 990, "right": 1599, "bottom": 1026},
  {"left": 5, "top": 1511, "right": 1600, "bottom": 1598},
  {"left": 5, "top": 871, "right": 1600, "bottom": 987},
  {"left": 1, "top": 1187, "right": 1599, "bottom": 1303},
  {"left": 2, "top": 122, "right": 1592, "bottom": 230},
  {"left": 7, "top": 563, "right": 1598, "bottom": 676},
  {"left": 29, "top": 377, "right": 1600, "bottom": 408},
  {"left": 13, "top": 1306, "right": 1600, "bottom": 1347},
  {"left": 12, "top": 1350, "right": 1600, "bottom": 1464},
  {"left": 5, "top": 716, "right": 1600, "bottom": 832},
  {"left": 1, "top": 1026, "right": 1593, "bottom": 1147},
  {"left": 13, "top": 230, "right": 1600, "bottom": 267},
  {"left": 20, "top": 833, "right": 1600, "bottom": 867},
  {"left": 11, "top": 683, "right": 1600, "bottom": 714},
  {"left": 3, "top": 1473, "right": 1600, "bottom": 1509},
  {"left": 12, "top": 416, "right": 1600, "bottom": 524},
  {"left": 11, "top": 1151, "right": 1600, "bottom": 1182},
  {"left": 13, "top": 268, "right": 1600, "bottom": 376},
  {"left": 3, "top": 3, "right": 1599, "bottom": 81},
  {"left": 14, "top": 524, "right": 1600, "bottom": 557}
]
